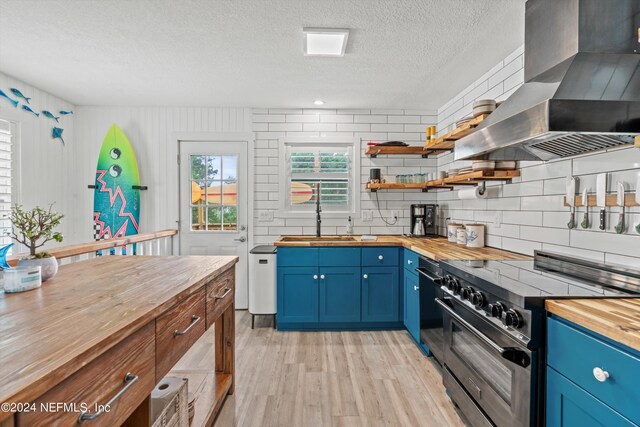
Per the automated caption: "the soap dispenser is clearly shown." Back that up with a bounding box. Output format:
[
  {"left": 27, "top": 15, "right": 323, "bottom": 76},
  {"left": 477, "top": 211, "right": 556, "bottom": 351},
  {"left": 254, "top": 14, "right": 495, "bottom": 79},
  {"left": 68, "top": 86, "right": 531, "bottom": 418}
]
[{"left": 346, "top": 216, "right": 353, "bottom": 235}]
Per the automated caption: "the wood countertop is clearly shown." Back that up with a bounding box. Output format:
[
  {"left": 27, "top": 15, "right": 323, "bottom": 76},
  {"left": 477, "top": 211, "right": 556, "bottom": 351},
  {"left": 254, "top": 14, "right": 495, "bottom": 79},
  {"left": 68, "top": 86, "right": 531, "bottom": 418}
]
[
  {"left": 0, "top": 255, "right": 238, "bottom": 412},
  {"left": 546, "top": 299, "right": 640, "bottom": 353},
  {"left": 274, "top": 235, "right": 530, "bottom": 261}
]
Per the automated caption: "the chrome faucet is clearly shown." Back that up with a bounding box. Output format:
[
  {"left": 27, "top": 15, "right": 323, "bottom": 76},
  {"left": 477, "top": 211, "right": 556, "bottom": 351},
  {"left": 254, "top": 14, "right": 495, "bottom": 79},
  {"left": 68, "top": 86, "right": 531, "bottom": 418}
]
[{"left": 316, "top": 183, "right": 321, "bottom": 237}]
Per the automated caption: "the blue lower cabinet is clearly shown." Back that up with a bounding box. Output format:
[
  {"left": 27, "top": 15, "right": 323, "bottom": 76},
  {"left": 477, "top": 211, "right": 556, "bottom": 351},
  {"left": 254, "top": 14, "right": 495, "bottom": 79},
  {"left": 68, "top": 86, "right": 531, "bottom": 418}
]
[
  {"left": 319, "top": 266, "right": 361, "bottom": 323},
  {"left": 546, "top": 367, "right": 635, "bottom": 427},
  {"left": 277, "top": 267, "right": 318, "bottom": 324},
  {"left": 403, "top": 270, "right": 420, "bottom": 342},
  {"left": 362, "top": 267, "right": 400, "bottom": 322},
  {"left": 547, "top": 316, "right": 640, "bottom": 425}
]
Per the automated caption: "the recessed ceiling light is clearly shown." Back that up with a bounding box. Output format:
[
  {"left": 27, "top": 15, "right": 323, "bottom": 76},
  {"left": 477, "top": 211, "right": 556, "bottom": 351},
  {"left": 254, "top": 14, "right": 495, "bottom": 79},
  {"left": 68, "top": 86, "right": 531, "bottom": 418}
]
[
  {"left": 303, "top": 28, "right": 349, "bottom": 57},
  {"left": 314, "top": 100, "right": 325, "bottom": 105}
]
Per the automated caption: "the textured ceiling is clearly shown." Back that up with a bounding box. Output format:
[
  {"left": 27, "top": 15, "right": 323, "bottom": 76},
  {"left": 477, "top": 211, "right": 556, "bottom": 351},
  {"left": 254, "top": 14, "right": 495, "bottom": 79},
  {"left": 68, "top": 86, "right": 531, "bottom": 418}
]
[{"left": 0, "top": 0, "right": 525, "bottom": 108}]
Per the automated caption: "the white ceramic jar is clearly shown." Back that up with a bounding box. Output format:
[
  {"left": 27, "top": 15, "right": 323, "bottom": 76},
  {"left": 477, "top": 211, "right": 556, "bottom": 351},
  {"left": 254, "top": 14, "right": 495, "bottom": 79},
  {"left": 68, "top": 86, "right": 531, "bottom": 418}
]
[
  {"left": 465, "top": 224, "right": 485, "bottom": 248},
  {"left": 447, "top": 223, "right": 463, "bottom": 242},
  {"left": 456, "top": 228, "right": 467, "bottom": 245}
]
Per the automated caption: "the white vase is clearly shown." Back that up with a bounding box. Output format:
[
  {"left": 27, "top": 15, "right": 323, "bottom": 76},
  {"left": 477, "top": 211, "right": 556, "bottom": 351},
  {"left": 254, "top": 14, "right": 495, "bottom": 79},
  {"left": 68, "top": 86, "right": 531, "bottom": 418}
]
[{"left": 17, "top": 256, "right": 59, "bottom": 282}]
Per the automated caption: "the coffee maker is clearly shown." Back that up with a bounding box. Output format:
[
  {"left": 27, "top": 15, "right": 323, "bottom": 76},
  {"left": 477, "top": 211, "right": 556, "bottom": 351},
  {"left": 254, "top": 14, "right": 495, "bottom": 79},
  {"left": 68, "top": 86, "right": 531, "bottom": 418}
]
[{"left": 410, "top": 204, "right": 438, "bottom": 237}]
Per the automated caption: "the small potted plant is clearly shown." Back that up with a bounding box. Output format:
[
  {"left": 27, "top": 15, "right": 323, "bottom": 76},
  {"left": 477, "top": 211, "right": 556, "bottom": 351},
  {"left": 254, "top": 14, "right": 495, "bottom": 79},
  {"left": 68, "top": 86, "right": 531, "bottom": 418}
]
[{"left": 9, "top": 204, "right": 64, "bottom": 282}]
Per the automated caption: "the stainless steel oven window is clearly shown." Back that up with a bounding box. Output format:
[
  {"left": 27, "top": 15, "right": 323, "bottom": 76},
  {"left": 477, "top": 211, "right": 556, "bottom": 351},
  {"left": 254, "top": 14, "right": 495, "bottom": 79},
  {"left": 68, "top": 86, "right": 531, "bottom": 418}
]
[{"left": 451, "top": 321, "right": 513, "bottom": 404}]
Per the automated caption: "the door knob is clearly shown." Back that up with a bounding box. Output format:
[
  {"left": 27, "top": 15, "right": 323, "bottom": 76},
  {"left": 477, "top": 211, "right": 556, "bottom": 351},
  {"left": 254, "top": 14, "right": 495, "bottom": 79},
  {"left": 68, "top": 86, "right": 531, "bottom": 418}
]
[
  {"left": 363, "top": 274, "right": 368, "bottom": 279},
  {"left": 407, "top": 260, "right": 413, "bottom": 265},
  {"left": 234, "top": 236, "right": 246, "bottom": 242},
  {"left": 313, "top": 275, "right": 318, "bottom": 280},
  {"left": 320, "top": 274, "right": 325, "bottom": 279},
  {"left": 378, "top": 255, "right": 384, "bottom": 260}
]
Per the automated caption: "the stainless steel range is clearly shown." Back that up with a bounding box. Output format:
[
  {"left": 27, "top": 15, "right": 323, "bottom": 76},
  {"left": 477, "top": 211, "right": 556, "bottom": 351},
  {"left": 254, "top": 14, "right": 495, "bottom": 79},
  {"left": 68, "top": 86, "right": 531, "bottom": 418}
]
[{"left": 431, "top": 251, "right": 640, "bottom": 427}]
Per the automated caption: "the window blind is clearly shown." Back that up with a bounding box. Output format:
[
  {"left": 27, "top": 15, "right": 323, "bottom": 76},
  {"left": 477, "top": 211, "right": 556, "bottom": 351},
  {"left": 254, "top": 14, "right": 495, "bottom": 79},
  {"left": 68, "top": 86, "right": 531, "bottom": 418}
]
[
  {"left": 0, "top": 119, "right": 11, "bottom": 249},
  {"left": 286, "top": 144, "right": 352, "bottom": 212}
]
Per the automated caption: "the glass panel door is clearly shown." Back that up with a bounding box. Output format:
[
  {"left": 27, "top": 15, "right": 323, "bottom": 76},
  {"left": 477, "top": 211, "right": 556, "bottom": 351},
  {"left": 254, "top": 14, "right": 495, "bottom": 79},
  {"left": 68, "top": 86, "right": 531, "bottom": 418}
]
[{"left": 190, "top": 154, "right": 238, "bottom": 231}]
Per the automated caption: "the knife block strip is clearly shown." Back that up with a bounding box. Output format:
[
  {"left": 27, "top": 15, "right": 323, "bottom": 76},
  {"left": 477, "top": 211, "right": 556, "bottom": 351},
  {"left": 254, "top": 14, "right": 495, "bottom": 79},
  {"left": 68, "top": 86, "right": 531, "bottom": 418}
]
[{"left": 563, "top": 193, "right": 640, "bottom": 207}]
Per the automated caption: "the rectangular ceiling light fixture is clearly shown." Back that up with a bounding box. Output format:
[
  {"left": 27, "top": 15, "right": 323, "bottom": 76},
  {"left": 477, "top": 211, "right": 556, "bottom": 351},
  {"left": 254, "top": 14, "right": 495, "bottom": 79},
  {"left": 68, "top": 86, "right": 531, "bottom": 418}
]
[{"left": 303, "top": 28, "right": 349, "bottom": 56}]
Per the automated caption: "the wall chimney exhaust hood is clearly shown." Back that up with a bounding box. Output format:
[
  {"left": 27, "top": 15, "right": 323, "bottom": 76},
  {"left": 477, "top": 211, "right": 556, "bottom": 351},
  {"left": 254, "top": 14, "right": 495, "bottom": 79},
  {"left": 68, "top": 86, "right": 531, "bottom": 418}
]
[{"left": 455, "top": 0, "right": 640, "bottom": 161}]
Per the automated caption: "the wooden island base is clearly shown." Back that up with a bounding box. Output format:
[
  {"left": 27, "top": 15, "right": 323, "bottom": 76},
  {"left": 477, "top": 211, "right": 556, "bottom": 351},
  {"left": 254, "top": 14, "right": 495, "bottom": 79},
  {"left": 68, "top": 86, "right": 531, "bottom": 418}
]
[{"left": 0, "top": 256, "right": 238, "bottom": 427}]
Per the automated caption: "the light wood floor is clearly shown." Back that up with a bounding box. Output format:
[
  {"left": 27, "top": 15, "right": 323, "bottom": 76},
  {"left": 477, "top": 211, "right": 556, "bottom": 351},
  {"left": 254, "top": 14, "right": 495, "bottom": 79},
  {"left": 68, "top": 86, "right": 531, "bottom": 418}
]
[{"left": 171, "top": 310, "right": 465, "bottom": 427}]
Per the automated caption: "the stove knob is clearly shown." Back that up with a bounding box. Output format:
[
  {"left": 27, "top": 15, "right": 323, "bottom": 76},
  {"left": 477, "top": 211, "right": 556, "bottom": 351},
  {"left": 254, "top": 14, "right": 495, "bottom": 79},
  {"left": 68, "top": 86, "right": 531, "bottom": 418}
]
[
  {"left": 447, "top": 277, "right": 459, "bottom": 292},
  {"left": 504, "top": 309, "right": 523, "bottom": 329},
  {"left": 488, "top": 302, "right": 506, "bottom": 318},
  {"left": 471, "top": 291, "right": 486, "bottom": 309},
  {"left": 461, "top": 286, "right": 474, "bottom": 300}
]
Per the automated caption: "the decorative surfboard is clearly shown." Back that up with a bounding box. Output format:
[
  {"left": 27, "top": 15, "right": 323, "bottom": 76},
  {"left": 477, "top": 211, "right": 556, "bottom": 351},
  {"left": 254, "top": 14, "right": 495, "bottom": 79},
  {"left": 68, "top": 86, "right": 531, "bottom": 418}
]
[{"left": 93, "top": 124, "right": 140, "bottom": 254}]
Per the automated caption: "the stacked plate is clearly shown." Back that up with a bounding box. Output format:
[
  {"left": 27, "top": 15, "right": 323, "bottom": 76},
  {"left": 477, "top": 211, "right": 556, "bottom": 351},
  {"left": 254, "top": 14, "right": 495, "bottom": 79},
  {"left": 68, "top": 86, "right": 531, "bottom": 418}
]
[{"left": 473, "top": 99, "right": 497, "bottom": 117}]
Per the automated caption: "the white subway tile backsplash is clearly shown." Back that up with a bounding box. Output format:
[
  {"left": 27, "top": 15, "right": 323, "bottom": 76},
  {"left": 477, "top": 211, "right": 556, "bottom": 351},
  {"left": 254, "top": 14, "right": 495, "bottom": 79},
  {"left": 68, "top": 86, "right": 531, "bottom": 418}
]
[{"left": 354, "top": 115, "right": 387, "bottom": 123}]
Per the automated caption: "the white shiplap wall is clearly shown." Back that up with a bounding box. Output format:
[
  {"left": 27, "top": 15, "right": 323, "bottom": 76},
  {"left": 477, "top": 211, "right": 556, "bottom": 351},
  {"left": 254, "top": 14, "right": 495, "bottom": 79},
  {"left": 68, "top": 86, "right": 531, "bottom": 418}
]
[
  {"left": 435, "top": 46, "right": 640, "bottom": 267},
  {"left": 73, "top": 106, "right": 252, "bottom": 244},
  {"left": 0, "top": 72, "right": 78, "bottom": 246},
  {"left": 252, "top": 108, "right": 438, "bottom": 244}
]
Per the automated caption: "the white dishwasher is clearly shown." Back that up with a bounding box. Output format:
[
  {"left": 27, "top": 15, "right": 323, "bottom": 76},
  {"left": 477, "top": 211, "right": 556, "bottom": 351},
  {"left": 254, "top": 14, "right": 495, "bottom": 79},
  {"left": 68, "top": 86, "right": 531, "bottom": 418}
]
[{"left": 248, "top": 245, "right": 277, "bottom": 328}]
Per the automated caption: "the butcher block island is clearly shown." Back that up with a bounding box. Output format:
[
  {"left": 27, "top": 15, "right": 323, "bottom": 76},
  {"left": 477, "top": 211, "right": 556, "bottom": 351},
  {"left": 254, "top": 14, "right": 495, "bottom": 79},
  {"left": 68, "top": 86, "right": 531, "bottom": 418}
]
[{"left": 0, "top": 255, "right": 238, "bottom": 427}]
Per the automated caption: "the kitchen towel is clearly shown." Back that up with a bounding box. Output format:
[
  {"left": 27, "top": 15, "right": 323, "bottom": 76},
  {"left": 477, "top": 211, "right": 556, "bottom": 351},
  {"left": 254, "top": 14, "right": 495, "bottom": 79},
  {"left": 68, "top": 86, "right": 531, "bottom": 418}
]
[{"left": 458, "top": 187, "right": 488, "bottom": 200}]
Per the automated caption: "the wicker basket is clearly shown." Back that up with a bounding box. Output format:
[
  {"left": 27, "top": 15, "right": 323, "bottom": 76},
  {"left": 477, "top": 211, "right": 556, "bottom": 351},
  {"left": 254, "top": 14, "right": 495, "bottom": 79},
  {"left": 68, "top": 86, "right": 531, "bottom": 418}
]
[{"left": 152, "top": 377, "right": 189, "bottom": 427}]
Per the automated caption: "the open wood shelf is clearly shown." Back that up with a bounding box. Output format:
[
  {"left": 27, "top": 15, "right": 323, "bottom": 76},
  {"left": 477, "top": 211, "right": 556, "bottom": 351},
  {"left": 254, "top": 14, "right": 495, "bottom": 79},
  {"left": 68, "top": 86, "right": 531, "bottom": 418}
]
[
  {"left": 563, "top": 193, "right": 640, "bottom": 207},
  {"left": 424, "top": 114, "right": 489, "bottom": 154},
  {"left": 365, "top": 169, "right": 519, "bottom": 192},
  {"left": 365, "top": 145, "right": 429, "bottom": 158}
]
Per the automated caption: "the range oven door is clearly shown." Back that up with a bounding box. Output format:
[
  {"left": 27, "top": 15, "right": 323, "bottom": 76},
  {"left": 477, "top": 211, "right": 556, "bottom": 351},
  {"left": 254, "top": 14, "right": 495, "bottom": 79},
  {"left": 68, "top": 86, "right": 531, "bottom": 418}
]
[
  {"left": 416, "top": 260, "right": 444, "bottom": 361},
  {"left": 436, "top": 297, "right": 534, "bottom": 427}
]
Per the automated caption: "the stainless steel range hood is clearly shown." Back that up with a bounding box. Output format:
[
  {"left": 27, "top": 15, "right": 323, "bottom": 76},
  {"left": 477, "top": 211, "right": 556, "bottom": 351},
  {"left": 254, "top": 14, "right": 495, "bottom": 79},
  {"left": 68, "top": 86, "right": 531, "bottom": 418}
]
[{"left": 455, "top": 0, "right": 640, "bottom": 161}]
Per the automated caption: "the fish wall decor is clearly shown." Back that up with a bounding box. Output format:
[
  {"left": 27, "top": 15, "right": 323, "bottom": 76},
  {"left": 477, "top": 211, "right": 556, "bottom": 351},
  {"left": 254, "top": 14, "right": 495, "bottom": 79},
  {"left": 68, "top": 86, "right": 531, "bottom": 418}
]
[
  {"left": 0, "top": 90, "right": 18, "bottom": 108},
  {"left": 59, "top": 110, "right": 73, "bottom": 115},
  {"left": 10, "top": 88, "right": 30, "bottom": 104},
  {"left": 51, "top": 127, "right": 65, "bottom": 145},
  {"left": 41, "top": 110, "right": 60, "bottom": 122},
  {"left": 21, "top": 105, "right": 39, "bottom": 117}
]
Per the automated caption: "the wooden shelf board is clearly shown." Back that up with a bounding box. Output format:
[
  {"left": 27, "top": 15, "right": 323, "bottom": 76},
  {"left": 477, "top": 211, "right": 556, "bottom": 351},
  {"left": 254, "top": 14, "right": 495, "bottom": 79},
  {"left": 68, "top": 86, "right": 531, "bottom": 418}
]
[
  {"left": 443, "top": 169, "right": 520, "bottom": 185},
  {"left": 425, "top": 114, "right": 489, "bottom": 151},
  {"left": 563, "top": 193, "right": 639, "bottom": 207},
  {"left": 365, "top": 145, "right": 428, "bottom": 157}
]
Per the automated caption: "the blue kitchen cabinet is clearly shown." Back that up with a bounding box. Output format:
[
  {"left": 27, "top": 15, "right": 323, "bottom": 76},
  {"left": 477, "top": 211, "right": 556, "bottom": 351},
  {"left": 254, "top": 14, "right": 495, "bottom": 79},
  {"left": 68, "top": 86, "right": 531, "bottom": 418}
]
[
  {"left": 403, "top": 269, "right": 420, "bottom": 342},
  {"left": 277, "top": 266, "right": 319, "bottom": 324},
  {"left": 546, "top": 367, "right": 634, "bottom": 427},
  {"left": 362, "top": 266, "right": 400, "bottom": 322},
  {"left": 319, "top": 266, "right": 361, "bottom": 323},
  {"left": 546, "top": 316, "right": 640, "bottom": 426}
]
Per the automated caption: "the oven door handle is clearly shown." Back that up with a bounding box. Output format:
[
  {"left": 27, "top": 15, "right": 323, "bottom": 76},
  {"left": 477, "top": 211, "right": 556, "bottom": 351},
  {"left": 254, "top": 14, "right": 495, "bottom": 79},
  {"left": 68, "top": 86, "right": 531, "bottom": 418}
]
[
  {"left": 435, "top": 298, "right": 530, "bottom": 368},
  {"left": 415, "top": 267, "right": 443, "bottom": 284}
]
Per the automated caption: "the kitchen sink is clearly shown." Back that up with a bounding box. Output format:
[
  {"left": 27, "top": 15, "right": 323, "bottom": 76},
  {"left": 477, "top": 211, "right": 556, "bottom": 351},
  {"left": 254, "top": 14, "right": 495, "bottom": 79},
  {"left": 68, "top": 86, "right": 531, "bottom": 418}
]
[{"left": 279, "top": 236, "right": 357, "bottom": 242}]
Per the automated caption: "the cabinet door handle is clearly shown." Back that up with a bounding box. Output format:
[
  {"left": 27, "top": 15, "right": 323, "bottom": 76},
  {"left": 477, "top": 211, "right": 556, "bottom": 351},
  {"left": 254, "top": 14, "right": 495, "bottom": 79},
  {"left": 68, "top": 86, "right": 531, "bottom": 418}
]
[
  {"left": 363, "top": 274, "right": 368, "bottom": 279},
  {"left": 378, "top": 255, "right": 384, "bottom": 260},
  {"left": 214, "top": 287, "right": 232, "bottom": 300},
  {"left": 78, "top": 373, "right": 138, "bottom": 423},
  {"left": 414, "top": 285, "right": 419, "bottom": 291},
  {"left": 174, "top": 315, "right": 201, "bottom": 337},
  {"left": 593, "top": 367, "right": 610, "bottom": 382},
  {"left": 407, "top": 260, "right": 413, "bottom": 265},
  {"left": 320, "top": 274, "right": 325, "bottom": 279},
  {"left": 313, "top": 275, "right": 318, "bottom": 280}
]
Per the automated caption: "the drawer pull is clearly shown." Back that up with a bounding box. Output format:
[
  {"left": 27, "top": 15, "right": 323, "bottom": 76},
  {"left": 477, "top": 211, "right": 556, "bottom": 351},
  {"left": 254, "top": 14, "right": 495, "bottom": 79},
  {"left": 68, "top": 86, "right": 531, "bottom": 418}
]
[
  {"left": 173, "top": 315, "right": 201, "bottom": 337},
  {"left": 593, "top": 367, "right": 610, "bottom": 382},
  {"left": 77, "top": 373, "right": 138, "bottom": 423},
  {"left": 214, "top": 287, "right": 232, "bottom": 300},
  {"left": 378, "top": 255, "right": 384, "bottom": 260},
  {"left": 363, "top": 274, "right": 368, "bottom": 279}
]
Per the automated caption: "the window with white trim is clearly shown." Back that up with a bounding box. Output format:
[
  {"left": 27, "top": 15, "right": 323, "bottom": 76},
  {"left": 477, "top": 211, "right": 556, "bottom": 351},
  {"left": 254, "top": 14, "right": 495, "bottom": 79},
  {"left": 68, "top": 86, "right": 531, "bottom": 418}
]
[
  {"left": 282, "top": 138, "right": 358, "bottom": 214},
  {"left": 0, "top": 119, "right": 12, "bottom": 248}
]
